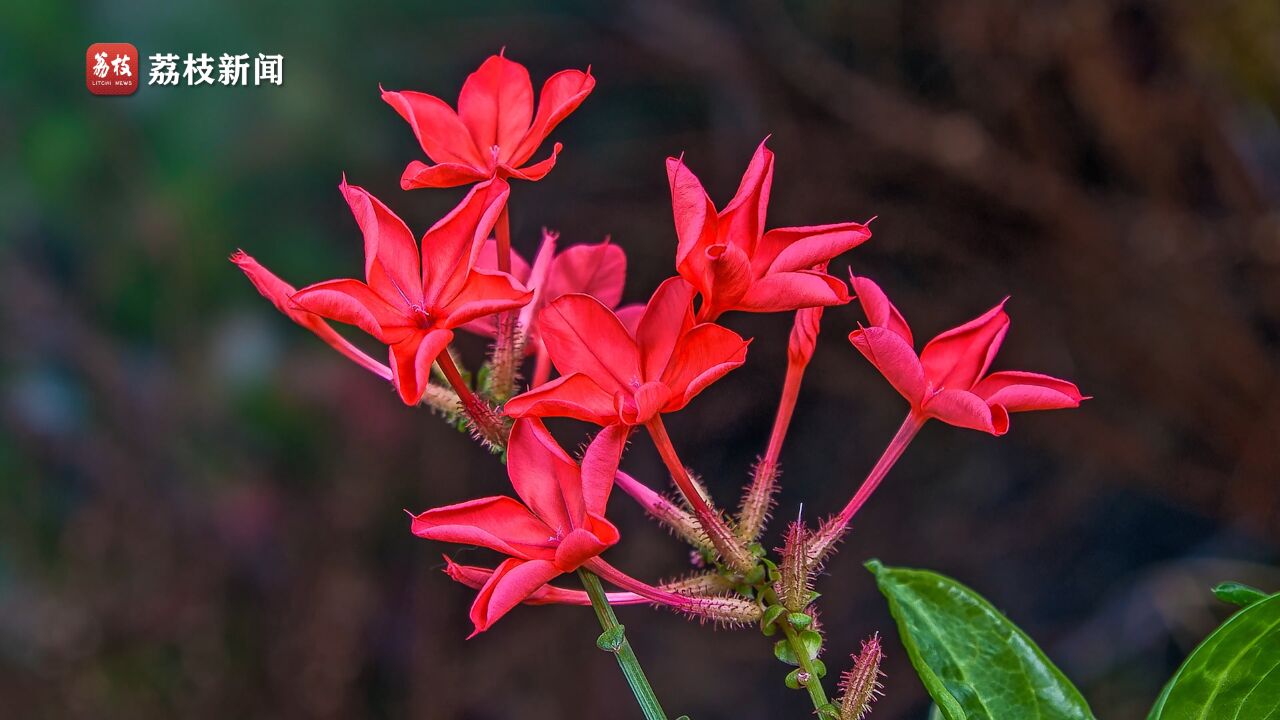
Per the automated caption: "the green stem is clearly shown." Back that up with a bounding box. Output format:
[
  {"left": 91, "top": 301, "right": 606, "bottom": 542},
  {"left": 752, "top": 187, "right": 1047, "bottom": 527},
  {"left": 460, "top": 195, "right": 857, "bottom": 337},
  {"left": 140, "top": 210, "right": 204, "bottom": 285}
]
[
  {"left": 781, "top": 620, "right": 831, "bottom": 713},
  {"left": 578, "top": 569, "right": 670, "bottom": 720}
]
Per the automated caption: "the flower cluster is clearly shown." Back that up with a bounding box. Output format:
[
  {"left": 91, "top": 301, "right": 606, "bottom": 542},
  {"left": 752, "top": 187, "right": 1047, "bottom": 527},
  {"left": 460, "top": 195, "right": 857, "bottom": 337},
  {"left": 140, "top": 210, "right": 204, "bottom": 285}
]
[{"left": 235, "top": 51, "right": 1085, "bottom": 719}]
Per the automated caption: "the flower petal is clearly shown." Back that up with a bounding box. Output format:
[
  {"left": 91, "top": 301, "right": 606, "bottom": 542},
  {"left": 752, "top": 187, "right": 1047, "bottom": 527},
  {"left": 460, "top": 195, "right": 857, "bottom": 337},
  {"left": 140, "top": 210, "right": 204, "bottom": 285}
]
[
  {"left": 411, "top": 496, "right": 555, "bottom": 560},
  {"left": 637, "top": 277, "right": 696, "bottom": 380},
  {"left": 615, "top": 304, "right": 646, "bottom": 337},
  {"left": 700, "top": 242, "right": 754, "bottom": 319},
  {"left": 920, "top": 302, "right": 1009, "bottom": 391},
  {"left": 399, "top": 160, "right": 491, "bottom": 190},
  {"left": 619, "top": 382, "right": 674, "bottom": 425},
  {"left": 537, "top": 294, "right": 640, "bottom": 393},
  {"left": 848, "top": 326, "right": 927, "bottom": 407},
  {"left": 501, "top": 143, "right": 560, "bottom": 182},
  {"left": 554, "top": 525, "right": 616, "bottom": 572},
  {"left": 544, "top": 240, "right": 627, "bottom": 309},
  {"left": 503, "top": 372, "right": 619, "bottom": 426},
  {"left": 421, "top": 178, "right": 511, "bottom": 308},
  {"left": 468, "top": 558, "right": 561, "bottom": 636},
  {"left": 923, "top": 389, "right": 1009, "bottom": 436},
  {"left": 660, "top": 323, "right": 750, "bottom": 412},
  {"left": 716, "top": 140, "right": 774, "bottom": 256},
  {"left": 339, "top": 179, "right": 421, "bottom": 308},
  {"left": 232, "top": 251, "right": 392, "bottom": 380},
  {"left": 736, "top": 269, "right": 850, "bottom": 313},
  {"left": 470, "top": 238, "right": 533, "bottom": 281},
  {"left": 579, "top": 424, "right": 628, "bottom": 516},
  {"left": 506, "top": 418, "right": 582, "bottom": 533},
  {"left": 291, "top": 278, "right": 410, "bottom": 342},
  {"left": 849, "top": 275, "right": 913, "bottom": 345},
  {"left": 458, "top": 241, "right": 532, "bottom": 338},
  {"left": 458, "top": 54, "right": 534, "bottom": 159},
  {"left": 758, "top": 221, "right": 872, "bottom": 275},
  {"left": 513, "top": 230, "right": 561, "bottom": 339},
  {"left": 666, "top": 155, "right": 718, "bottom": 298},
  {"left": 510, "top": 68, "right": 595, "bottom": 166},
  {"left": 971, "top": 370, "right": 1085, "bottom": 412},
  {"left": 437, "top": 268, "right": 531, "bottom": 329},
  {"left": 381, "top": 88, "right": 484, "bottom": 167},
  {"left": 387, "top": 329, "right": 453, "bottom": 405}
]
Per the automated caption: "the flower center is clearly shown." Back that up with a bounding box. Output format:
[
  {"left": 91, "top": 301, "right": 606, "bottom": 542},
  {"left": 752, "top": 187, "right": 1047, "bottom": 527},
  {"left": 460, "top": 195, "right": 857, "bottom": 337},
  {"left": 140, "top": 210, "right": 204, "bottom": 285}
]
[{"left": 409, "top": 305, "right": 433, "bottom": 330}]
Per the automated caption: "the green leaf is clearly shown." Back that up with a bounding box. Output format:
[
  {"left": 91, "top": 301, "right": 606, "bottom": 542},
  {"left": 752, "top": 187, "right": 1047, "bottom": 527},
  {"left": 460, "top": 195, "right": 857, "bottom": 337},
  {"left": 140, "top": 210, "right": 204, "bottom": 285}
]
[
  {"left": 762, "top": 605, "right": 786, "bottom": 636},
  {"left": 798, "top": 630, "right": 823, "bottom": 660},
  {"left": 1147, "top": 590, "right": 1280, "bottom": 720},
  {"left": 867, "top": 559, "right": 1096, "bottom": 720},
  {"left": 1212, "top": 581, "right": 1268, "bottom": 609},
  {"left": 787, "top": 612, "right": 813, "bottom": 629},
  {"left": 774, "top": 639, "right": 799, "bottom": 666}
]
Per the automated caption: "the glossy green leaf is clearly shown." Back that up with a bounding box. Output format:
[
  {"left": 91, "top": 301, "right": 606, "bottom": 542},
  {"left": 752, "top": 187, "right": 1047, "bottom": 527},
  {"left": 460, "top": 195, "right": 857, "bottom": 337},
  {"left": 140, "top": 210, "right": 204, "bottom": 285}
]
[
  {"left": 867, "top": 560, "right": 1096, "bottom": 720},
  {"left": 1147, "top": 590, "right": 1280, "bottom": 720}
]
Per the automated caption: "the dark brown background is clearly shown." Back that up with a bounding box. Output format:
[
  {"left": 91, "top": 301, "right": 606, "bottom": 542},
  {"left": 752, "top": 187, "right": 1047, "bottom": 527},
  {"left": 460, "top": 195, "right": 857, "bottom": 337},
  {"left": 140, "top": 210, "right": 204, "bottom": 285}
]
[{"left": 3, "top": 1, "right": 1279, "bottom": 718}]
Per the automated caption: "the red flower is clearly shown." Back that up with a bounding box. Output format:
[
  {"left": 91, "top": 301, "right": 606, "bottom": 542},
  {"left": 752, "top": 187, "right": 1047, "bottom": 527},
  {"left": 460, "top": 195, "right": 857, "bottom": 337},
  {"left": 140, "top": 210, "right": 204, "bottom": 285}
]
[
  {"left": 847, "top": 275, "right": 1085, "bottom": 435},
  {"left": 382, "top": 52, "right": 594, "bottom": 189},
  {"left": 289, "top": 177, "right": 530, "bottom": 405},
  {"left": 462, "top": 231, "right": 634, "bottom": 344},
  {"left": 461, "top": 231, "right": 640, "bottom": 385},
  {"left": 503, "top": 277, "right": 750, "bottom": 426},
  {"left": 411, "top": 419, "right": 627, "bottom": 635},
  {"left": 231, "top": 250, "right": 392, "bottom": 381},
  {"left": 667, "top": 139, "right": 872, "bottom": 320}
]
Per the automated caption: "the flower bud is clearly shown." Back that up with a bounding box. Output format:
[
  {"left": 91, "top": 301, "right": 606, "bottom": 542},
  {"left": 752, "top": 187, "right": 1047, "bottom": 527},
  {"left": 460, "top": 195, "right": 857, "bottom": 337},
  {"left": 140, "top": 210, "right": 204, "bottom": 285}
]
[
  {"left": 737, "top": 457, "right": 779, "bottom": 542},
  {"left": 661, "top": 572, "right": 734, "bottom": 597},
  {"left": 787, "top": 305, "right": 824, "bottom": 365},
  {"left": 459, "top": 392, "right": 510, "bottom": 452},
  {"left": 679, "top": 594, "right": 763, "bottom": 627},
  {"left": 482, "top": 312, "right": 525, "bottom": 403},
  {"left": 776, "top": 520, "right": 817, "bottom": 612},
  {"left": 838, "top": 633, "right": 885, "bottom": 720}
]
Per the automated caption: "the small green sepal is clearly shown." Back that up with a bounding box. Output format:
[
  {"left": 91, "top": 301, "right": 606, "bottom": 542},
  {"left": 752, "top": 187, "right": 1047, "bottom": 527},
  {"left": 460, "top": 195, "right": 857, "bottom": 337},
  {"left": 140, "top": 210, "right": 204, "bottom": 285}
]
[{"left": 596, "top": 626, "right": 626, "bottom": 653}]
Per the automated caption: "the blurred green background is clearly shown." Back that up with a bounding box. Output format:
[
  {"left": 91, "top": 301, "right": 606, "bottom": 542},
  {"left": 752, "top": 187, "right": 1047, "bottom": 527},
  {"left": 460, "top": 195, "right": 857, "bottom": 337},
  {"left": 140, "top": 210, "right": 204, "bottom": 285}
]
[{"left": 3, "top": 1, "right": 1280, "bottom": 718}]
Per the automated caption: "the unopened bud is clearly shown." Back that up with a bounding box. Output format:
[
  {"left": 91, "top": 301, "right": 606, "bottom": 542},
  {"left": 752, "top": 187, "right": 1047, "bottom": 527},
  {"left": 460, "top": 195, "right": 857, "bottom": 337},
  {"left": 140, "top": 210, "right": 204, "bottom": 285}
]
[
  {"left": 421, "top": 383, "right": 464, "bottom": 422},
  {"left": 661, "top": 572, "right": 734, "bottom": 597},
  {"left": 482, "top": 312, "right": 525, "bottom": 403},
  {"left": 678, "top": 594, "right": 763, "bottom": 627},
  {"left": 809, "top": 513, "right": 848, "bottom": 568},
  {"left": 787, "top": 305, "right": 824, "bottom": 365},
  {"left": 615, "top": 472, "right": 713, "bottom": 554},
  {"left": 737, "top": 457, "right": 780, "bottom": 542},
  {"left": 776, "top": 521, "right": 817, "bottom": 612},
  {"left": 838, "top": 633, "right": 885, "bottom": 720},
  {"left": 459, "top": 393, "right": 510, "bottom": 452}
]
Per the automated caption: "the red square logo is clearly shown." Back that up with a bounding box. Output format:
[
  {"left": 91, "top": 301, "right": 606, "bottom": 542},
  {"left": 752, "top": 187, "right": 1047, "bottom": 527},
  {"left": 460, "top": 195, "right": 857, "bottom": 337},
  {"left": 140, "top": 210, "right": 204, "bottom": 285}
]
[{"left": 86, "top": 43, "right": 138, "bottom": 95}]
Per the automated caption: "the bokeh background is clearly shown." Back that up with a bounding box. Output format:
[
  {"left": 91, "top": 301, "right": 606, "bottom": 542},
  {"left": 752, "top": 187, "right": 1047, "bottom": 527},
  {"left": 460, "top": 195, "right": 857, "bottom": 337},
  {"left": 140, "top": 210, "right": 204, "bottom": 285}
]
[{"left": 4, "top": 1, "right": 1280, "bottom": 718}]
